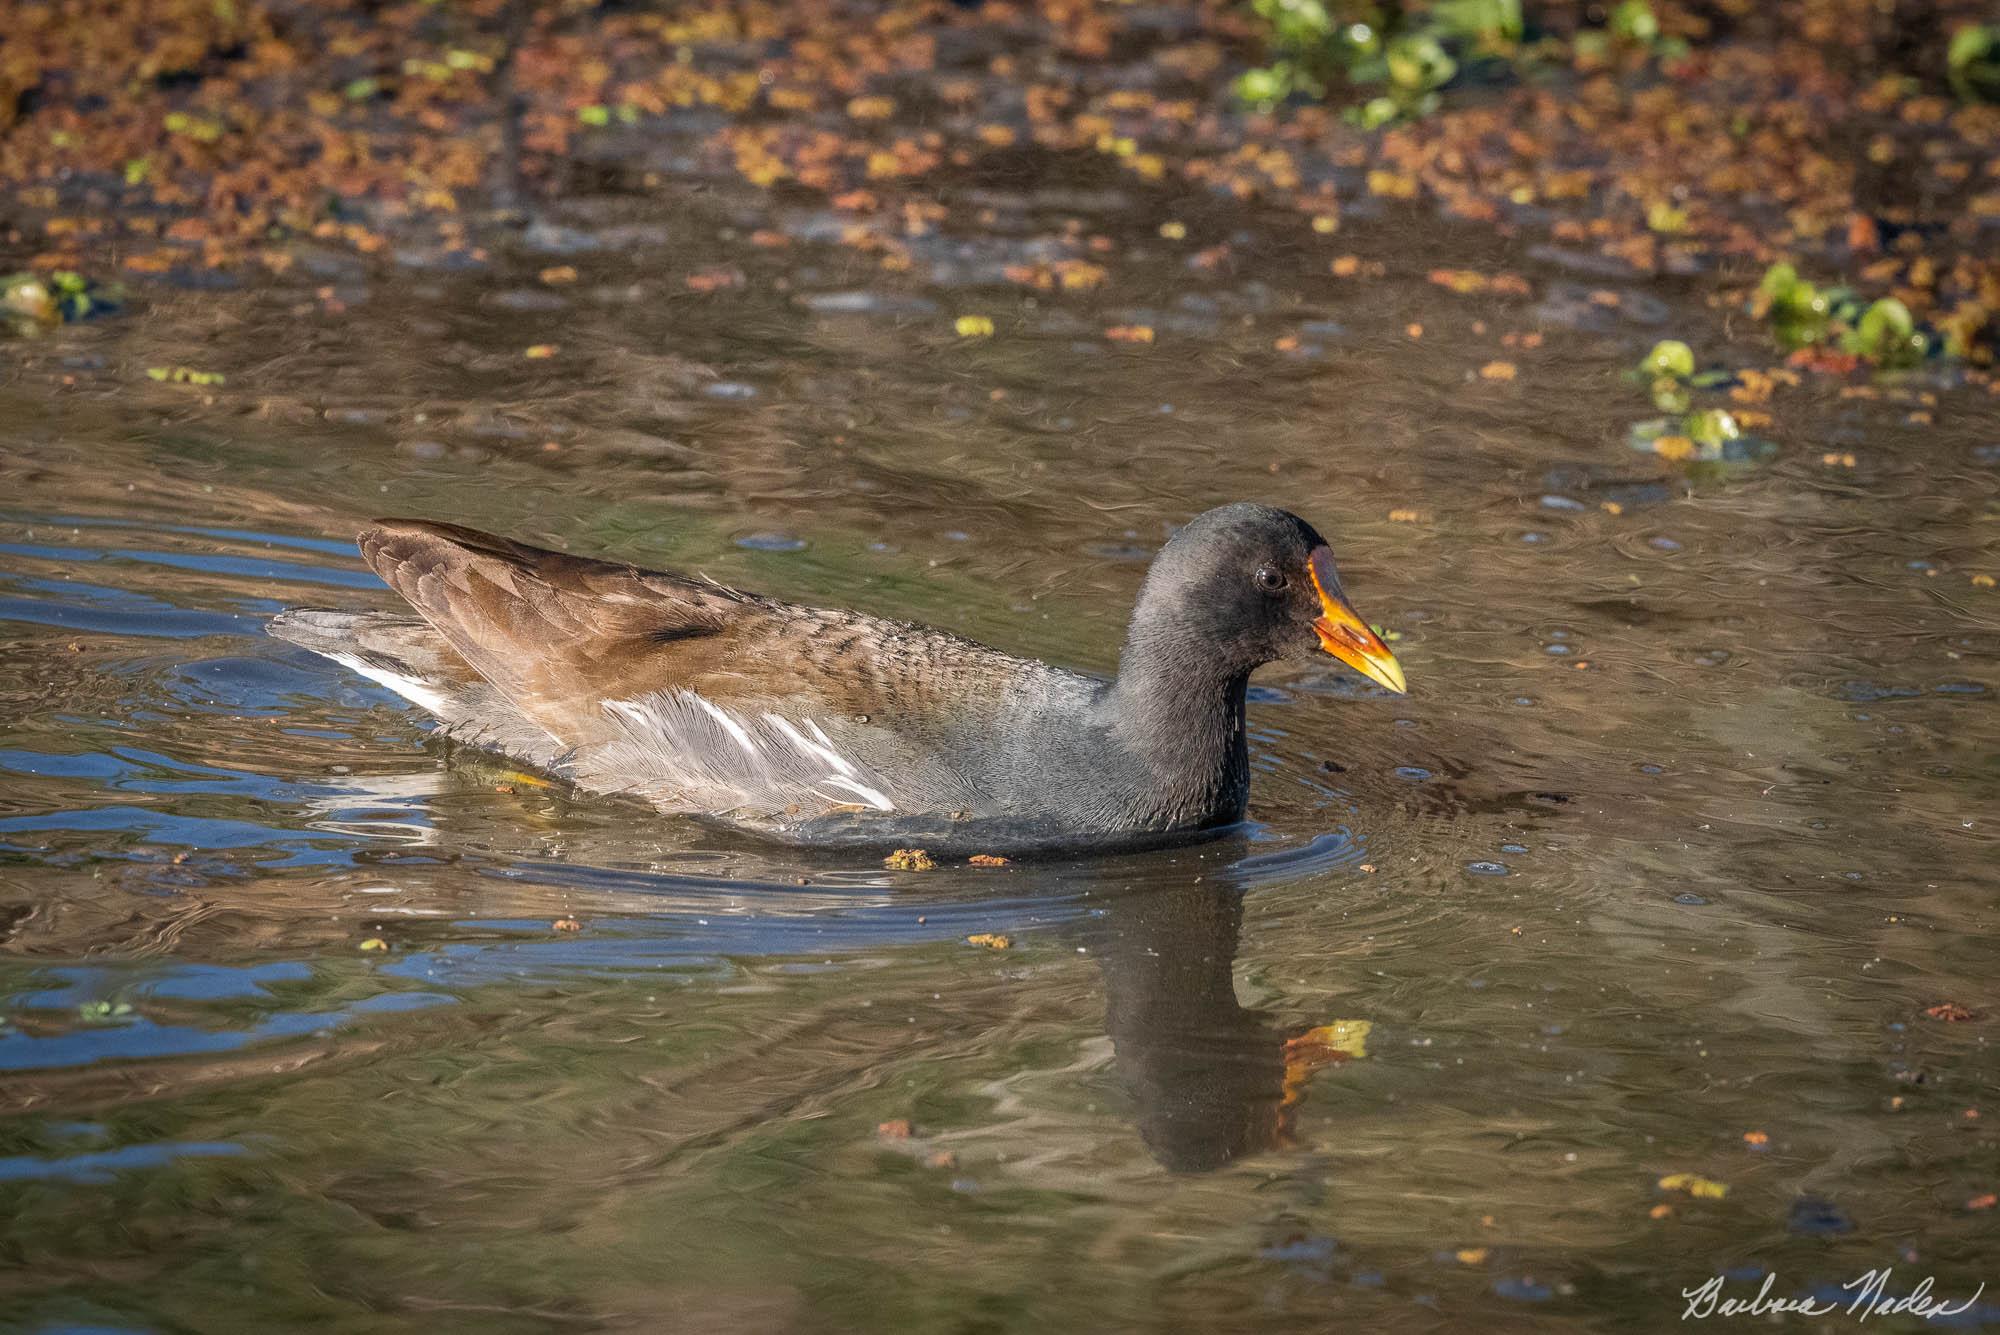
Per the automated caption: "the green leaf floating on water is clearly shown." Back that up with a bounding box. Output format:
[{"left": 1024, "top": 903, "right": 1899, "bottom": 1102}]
[
  {"left": 1840, "top": 297, "right": 1928, "bottom": 368},
  {"left": 1684, "top": 408, "right": 1740, "bottom": 447},
  {"left": 1640, "top": 339, "right": 1695, "bottom": 379},
  {"left": 78, "top": 1000, "right": 134, "bottom": 1024},
  {"left": 1610, "top": 0, "right": 1659, "bottom": 44},
  {"left": 1647, "top": 378, "right": 1689, "bottom": 413},
  {"left": 1386, "top": 35, "right": 1456, "bottom": 94},
  {"left": 1947, "top": 25, "right": 2000, "bottom": 102},
  {"left": 1757, "top": 261, "right": 1832, "bottom": 349},
  {"left": 1431, "top": 0, "right": 1523, "bottom": 45}
]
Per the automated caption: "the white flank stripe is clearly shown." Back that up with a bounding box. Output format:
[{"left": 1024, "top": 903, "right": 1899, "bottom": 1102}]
[
  {"left": 763, "top": 713, "right": 845, "bottom": 772},
  {"left": 822, "top": 774, "right": 896, "bottom": 812},
  {"left": 691, "top": 695, "right": 758, "bottom": 754},
  {"left": 600, "top": 690, "right": 896, "bottom": 814},
  {"left": 764, "top": 713, "right": 895, "bottom": 811}
]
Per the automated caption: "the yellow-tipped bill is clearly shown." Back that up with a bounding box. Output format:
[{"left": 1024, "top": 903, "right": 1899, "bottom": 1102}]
[{"left": 1307, "top": 548, "right": 1407, "bottom": 695}]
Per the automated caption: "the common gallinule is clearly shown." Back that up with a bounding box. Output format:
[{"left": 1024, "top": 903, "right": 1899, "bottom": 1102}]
[{"left": 271, "top": 503, "right": 1406, "bottom": 850}]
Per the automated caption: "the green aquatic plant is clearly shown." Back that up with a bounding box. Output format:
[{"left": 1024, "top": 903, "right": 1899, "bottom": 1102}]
[
  {"left": 1234, "top": 0, "right": 1504, "bottom": 123},
  {"left": 1429, "top": 0, "right": 1523, "bottom": 47},
  {"left": 1626, "top": 346, "right": 1774, "bottom": 466},
  {"left": 1608, "top": 0, "right": 1657, "bottom": 44},
  {"left": 1754, "top": 262, "right": 1931, "bottom": 368},
  {"left": 1234, "top": 0, "right": 1386, "bottom": 111},
  {"left": 1841, "top": 297, "right": 1927, "bottom": 368},
  {"left": 1631, "top": 339, "right": 1731, "bottom": 412},
  {"left": 77, "top": 1000, "right": 134, "bottom": 1024},
  {"left": 1628, "top": 408, "right": 1773, "bottom": 466},
  {"left": 1682, "top": 407, "right": 1741, "bottom": 449},
  {"left": 1573, "top": 0, "right": 1688, "bottom": 65},
  {"left": 1756, "top": 262, "right": 1834, "bottom": 348},
  {"left": 3, "top": 269, "right": 115, "bottom": 328},
  {"left": 1639, "top": 339, "right": 1694, "bottom": 380},
  {"left": 1948, "top": 24, "right": 2000, "bottom": 103}
]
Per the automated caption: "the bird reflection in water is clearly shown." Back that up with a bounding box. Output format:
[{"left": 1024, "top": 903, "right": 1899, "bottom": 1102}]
[{"left": 1082, "top": 875, "right": 1368, "bottom": 1173}]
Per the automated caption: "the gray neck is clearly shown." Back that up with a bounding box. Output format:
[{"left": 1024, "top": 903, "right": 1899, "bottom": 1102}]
[{"left": 1105, "top": 620, "right": 1252, "bottom": 828}]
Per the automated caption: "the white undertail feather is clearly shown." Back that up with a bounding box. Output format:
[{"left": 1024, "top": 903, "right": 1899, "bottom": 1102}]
[{"left": 330, "top": 653, "right": 450, "bottom": 715}]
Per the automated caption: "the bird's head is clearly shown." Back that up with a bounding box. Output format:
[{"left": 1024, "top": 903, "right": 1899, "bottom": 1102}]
[{"left": 1132, "top": 502, "right": 1406, "bottom": 693}]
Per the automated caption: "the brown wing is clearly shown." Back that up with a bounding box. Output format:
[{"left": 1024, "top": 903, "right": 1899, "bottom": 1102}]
[
  {"left": 359, "top": 518, "right": 745, "bottom": 741},
  {"left": 355, "top": 519, "right": 1030, "bottom": 818}
]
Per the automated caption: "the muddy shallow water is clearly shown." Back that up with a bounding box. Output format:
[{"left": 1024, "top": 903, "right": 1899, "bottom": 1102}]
[{"left": 2, "top": 161, "right": 1999, "bottom": 1332}]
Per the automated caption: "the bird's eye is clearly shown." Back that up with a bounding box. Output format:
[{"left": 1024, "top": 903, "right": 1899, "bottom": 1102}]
[{"left": 1255, "top": 566, "right": 1287, "bottom": 593}]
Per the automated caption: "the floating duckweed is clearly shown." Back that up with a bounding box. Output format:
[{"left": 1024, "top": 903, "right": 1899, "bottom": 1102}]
[
  {"left": 146, "top": 366, "right": 225, "bottom": 385},
  {"left": 77, "top": 1000, "right": 134, "bottom": 1023},
  {"left": 1658, "top": 1172, "right": 1729, "bottom": 1199}
]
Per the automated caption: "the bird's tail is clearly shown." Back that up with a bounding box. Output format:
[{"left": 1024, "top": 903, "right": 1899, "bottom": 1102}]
[{"left": 267, "top": 608, "right": 464, "bottom": 713}]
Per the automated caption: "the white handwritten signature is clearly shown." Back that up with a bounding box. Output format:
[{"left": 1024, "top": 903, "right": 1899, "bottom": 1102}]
[{"left": 1683, "top": 1269, "right": 1986, "bottom": 1321}]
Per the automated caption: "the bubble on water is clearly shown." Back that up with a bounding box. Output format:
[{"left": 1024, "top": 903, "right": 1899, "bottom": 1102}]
[
  {"left": 1465, "top": 861, "right": 1510, "bottom": 876},
  {"left": 705, "top": 381, "right": 758, "bottom": 400},
  {"left": 1674, "top": 892, "right": 1708, "bottom": 905},
  {"left": 1545, "top": 644, "right": 1572, "bottom": 655},
  {"left": 1495, "top": 1276, "right": 1554, "bottom": 1302},
  {"left": 1834, "top": 681, "right": 1920, "bottom": 702},
  {"left": 1787, "top": 1195, "right": 1854, "bottom": 1237},
  {"left": 488, "top": 289, "right": 569, "bottom": 312},
  {"left": 520, "top": 220, "right": 602, "bottom": 255},
  {"left": 1648, "top": 536, "right": 1684, "bottom": 552},
  {"left": 1260, "top": 1235, "right": 1337, "bottom": 1264},
  {"left": 799, "top": 290, "right": 940, "bottom": 316},
  {"left": 1501, "top": 843, "right": 1528, "bottom": 854},
  {"left": 735, "top": 532, "right": 806, "bottom": 552},
  {"left": 1540, "top": 494, "right": 1587, "bottom": 511},
  {"left": 1394, "top": 766, "right": 1432, "bottom": 782}
]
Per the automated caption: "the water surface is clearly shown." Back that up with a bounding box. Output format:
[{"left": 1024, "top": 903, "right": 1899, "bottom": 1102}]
[{"left": 2, "top": 158, "right": 1998, "bottom": 1333}]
